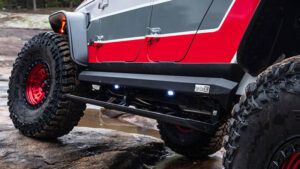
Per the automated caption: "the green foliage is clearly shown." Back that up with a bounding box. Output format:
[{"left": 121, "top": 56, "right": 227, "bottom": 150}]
[
  {"left": 0, "top": 0, "right": 83, "bottom": 9},
  {"left": 0, "top": 1, "right": 7, "bottom": 9},
  {"left": 46, "top": 0, "right": 83, "bottom": 8}
]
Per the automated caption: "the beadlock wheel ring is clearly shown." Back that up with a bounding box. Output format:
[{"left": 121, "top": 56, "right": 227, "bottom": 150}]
[
  {"left": 25, "top": 63, "right": 50, "bottom": 106},
  {"left": 175, "top": 125, "right": 194, "bottom": 133},
  {"left": 269, "top": 137, "right": 300, "bottom": 169},
  {"left": 281, "top": 152, "right": 300, "bottom": 169}
]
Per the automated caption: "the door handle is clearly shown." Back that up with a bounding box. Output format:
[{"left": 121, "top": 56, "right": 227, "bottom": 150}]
[
  {"left": 146, "top": 27, "right": 161, "bottom": 44},
  {"left": 147, "top": 27, "right": 161, "bottom": 35},
  {"left": 99, "top": 0, "right": 109, "bottom": 9}
]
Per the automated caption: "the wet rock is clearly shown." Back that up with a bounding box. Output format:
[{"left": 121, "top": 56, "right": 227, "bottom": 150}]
[
  {"left": 101, "top": 108, "right": 126, "bottom": 118},
  {"left": 161, "top": 156, "right": 222, "bottom": 169},
  {"left": 119, "top": 114, "right": 158, "bottom": 131},
  {"left": 0, "top": 108, "right": 10, "bottom": 125},
  {"left": 100, "top": 108, "right": 158, "bottom": 130},
  {"left": 0, "top": 65, "right": 12, "bottom": 81},
  {"left": 155, "top": 151, "right": 223, "bottom": 169},
  {"left": 0, "top": 125, "right": 167, "bottom": 169},
  {"left": 0, "top": 28, "right": 45, "bottom": 58}
]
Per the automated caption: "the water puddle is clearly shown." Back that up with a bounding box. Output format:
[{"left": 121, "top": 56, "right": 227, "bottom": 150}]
[
  {"left": 78, "top": 106, "right": 160, "bottom": 138},
  {"left": 78, "top": 105, "right": 223, "bottom": 169},
  {"left": 154, "top": 151, "right": 223, "bottom": 169}
]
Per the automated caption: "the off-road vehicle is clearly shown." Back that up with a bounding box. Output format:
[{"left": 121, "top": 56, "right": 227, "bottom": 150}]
[{"left": 8, "top": 0, "right": 300, "bottom": 168}]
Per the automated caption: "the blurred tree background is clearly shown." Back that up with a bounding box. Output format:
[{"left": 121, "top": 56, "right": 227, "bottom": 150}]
[{"left": 0, "top": 0, "right": 83, "bottom": 10}]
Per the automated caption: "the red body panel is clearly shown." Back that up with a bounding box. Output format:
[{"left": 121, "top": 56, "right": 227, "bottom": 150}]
[
  {"left": 88, "top": 39, "right": 143, "bottom": 62},
  {"left": 183, "top": 0, "right": 260, "bottom": 63},
  {"left": 147, "top": 34, "right": 195, "bottom": 62},
  {"left": 88, "top": 0, "right": 260, "bottom": 64}
]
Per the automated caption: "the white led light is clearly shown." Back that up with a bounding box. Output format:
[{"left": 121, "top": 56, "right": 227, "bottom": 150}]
[
  {"left": 114, "top": 84, "right": 120, "bottom": 90},
  {"left": 167, "top": 90, "right": 175, "bottom": 96}
]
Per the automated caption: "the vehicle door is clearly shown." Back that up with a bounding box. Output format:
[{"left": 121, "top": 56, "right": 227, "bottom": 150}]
[
  {"left": 147, "top": 0, "right": 213, "bottom": 62},
  {"left": 94, "top": 0, "right": 152, "bottom": 62}
]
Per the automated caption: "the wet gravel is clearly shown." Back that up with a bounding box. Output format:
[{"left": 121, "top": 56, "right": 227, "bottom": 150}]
[
  {"left": 0, "top": 28, "right": 45, "bottom": 124},
  {"left": 0, "top": 28, "right": 45, "bottom": 57},
  {"left": 0, "top": 81, "right": 9, "bottom": 125}
]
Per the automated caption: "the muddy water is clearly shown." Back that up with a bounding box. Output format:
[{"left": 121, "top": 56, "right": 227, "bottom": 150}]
[
  {"left": 155, "top": 153, "right": 223, "bottom": 169},
  {"left": 78, "top": 106, "right": 161, "bottom": 138},
  {"left": 78, "top": 106, "right": 223, "bottom": 169}
]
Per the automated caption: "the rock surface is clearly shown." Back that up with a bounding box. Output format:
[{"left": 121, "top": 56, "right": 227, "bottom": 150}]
[
  {"left": 119, "top": 114, "right": 159, "bottom": 131},
  {"left": 156, "top": 152, "right": 223, "bottom": 169},
  {"left": 0, "top": 28, "right": 45, "bottom": 60},
  {"left": 101, "top": 108, "right": 158, "bottom": 131},
  {"left": 0, "top": 125, "right": 166, "bottom": 169}
]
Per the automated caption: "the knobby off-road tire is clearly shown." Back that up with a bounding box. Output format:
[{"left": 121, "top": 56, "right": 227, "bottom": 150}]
[
  {"left": 158, "top": 119, "right": 230, "bottom": 159},
  {"left": 223, "top": 56, "right": 300, "bottom": 169},
  {"left": 8, "top": 32, "right": 87, "bottom": 138}
]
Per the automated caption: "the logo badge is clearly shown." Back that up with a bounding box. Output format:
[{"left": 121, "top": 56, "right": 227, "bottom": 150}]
[{"left": 194, "top": 84, "right": 210, "bottom": 94}]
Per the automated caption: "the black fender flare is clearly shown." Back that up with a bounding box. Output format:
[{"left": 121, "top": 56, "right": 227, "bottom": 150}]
[
  {"left": 237, "top": 0, "right": 286, "bottom": 76},
  {"left": 237, "top": 0, "right": 299, "bottom": 76}
]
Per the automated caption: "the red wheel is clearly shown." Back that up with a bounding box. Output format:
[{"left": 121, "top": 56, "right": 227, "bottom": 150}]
[
  {"left": 9, "top": 32, "right": 88, "bottom": 138},
  {"left": 175, "top": 125, "right": 194, "bottom": 133},
  {"left": 281, "top": 152, "right": 300, "bottom": 169},
  {"left": 268, "top": 137, "right": 300, "bottom": 169},
  {"left": 25, "top": 63, "right": 49, "bottom": 105},
  {"left": 157, "top": 107, "right": 228, "bottom": 159}
]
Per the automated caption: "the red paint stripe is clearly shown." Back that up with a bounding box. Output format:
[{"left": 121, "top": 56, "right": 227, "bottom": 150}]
[
  {"left": 184, "top": 0, "right": 260, "bottom": 63},
  {"left": 88, "top": 39, "right": 144, "bottom": 62},
  {"left": 147, "top": 34, "right": 195, "bottom": 62},
  {"left": 88, "top": 0, "right": 260, "bottom": 64}
]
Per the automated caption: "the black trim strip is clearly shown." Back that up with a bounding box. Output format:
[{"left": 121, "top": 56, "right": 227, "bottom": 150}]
[
  {"left": 79, "top": 71, "right": 238, "bottom": 95},
  {"left": 66, "top": 94, "right": 218, "bottom": 134},
  {"left": 88, "top": 63, "right": 245, "bottom": 82}
]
